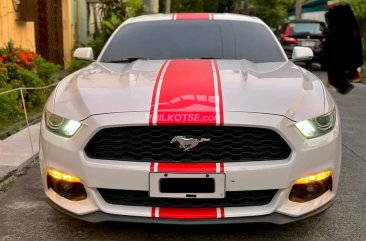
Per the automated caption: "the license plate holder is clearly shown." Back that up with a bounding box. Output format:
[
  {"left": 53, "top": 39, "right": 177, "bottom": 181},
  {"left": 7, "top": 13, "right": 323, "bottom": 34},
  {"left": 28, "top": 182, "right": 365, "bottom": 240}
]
[
  {"left": 149, "top": 173, "right": 225, "bottom": 199},
  {"left": 300, "top": 41, "right": 315, "bottom": 47}
]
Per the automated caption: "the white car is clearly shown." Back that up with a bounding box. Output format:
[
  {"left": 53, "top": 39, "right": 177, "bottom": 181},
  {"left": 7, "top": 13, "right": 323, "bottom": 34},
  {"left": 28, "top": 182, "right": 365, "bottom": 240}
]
[{"left": 40, "top": 13, "right": 341, "bottom": 224}]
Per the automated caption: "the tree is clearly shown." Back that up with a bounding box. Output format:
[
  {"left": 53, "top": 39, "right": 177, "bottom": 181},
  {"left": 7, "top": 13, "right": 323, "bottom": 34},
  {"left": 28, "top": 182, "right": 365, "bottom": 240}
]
[
  {"left": 159, "top": 0, "right": 240, "bottom": 13},
  {"left": 251, "top": 0, "right": 295, "bottom": 29},
  {"left": 89, "top": 0, "right": 143, "bottom": 57},
  {"left": 99, "top": 0, "right": 143, "bottom": 19},
  {"left": 171, "top": 0, "right": 205, "bottom": 12},
  {"left": 127, "top": 0, "right": 144, "bottom": 16}
]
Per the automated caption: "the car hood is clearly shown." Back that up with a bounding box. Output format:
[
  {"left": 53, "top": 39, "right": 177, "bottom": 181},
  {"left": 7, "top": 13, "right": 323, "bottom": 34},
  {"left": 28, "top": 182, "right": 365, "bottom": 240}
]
[{"left": 51, "top": 60, "right": 326, "bottom": 122}]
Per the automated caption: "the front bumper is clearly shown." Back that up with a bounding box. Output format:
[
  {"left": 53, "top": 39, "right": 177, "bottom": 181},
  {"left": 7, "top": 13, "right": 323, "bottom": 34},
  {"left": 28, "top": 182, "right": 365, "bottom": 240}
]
[
  {"left": 40, "top": 111, "right": 341, "bottom": 224},
  {"left": 47, "top": 197, "right": 334, "bottom": 224}
]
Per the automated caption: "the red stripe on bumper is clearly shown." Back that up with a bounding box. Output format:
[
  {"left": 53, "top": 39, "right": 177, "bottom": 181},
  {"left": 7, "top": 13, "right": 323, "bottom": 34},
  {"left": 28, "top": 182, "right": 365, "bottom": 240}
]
[
  {"left": 159, "top": 208, "right": 217, "bottom": 219},
  {"left": 220, "top": 207, "right": 225, "bottom": 218},
  {"left": 220, "top": 162, "right": 224, "bottom": 172},
  {"left": 150, "top": 162, "right": 155, "bottom": 172},
  {"left": 157, "top": 163, "right": 218, "bottom": 173}
]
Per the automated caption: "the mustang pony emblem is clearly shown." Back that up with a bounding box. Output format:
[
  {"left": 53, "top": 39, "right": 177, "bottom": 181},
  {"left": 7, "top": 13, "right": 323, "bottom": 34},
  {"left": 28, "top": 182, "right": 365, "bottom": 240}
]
[{"left": 170, "top": 136, "right": 210, "bottom": 151}]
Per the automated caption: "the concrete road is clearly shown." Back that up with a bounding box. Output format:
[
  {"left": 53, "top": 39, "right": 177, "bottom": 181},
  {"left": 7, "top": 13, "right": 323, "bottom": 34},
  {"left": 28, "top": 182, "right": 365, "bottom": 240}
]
[{"left": 1, "top": 71, "right": 365, "bottom": 241}]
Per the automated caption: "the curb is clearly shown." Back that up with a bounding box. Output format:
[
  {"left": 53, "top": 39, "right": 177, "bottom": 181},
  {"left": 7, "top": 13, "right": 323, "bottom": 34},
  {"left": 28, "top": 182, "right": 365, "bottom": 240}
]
[
  {"left": 0, "top": 123, "right": 40, "bottom": 185},
  {"left": 0, "top": 114, "right": 42, "bottom": 140},
  {"left": 0, "top": 153, "right": 39, "bottom": 185}
]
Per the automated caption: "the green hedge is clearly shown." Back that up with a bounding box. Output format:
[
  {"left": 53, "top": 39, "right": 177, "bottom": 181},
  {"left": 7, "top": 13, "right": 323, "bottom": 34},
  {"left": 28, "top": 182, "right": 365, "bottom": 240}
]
[
  {"left": 0, "top": 41, "right": 60, "bottom": 132},
  {"left": 0, "top": 89, "right": 20, "bottom": 123}
]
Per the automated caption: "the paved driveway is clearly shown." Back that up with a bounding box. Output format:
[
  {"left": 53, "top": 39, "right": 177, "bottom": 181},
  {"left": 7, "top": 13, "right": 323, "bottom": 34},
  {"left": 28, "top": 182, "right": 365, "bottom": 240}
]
[{"left": 1, "top": 71, "right": 365, "bottom": 241}]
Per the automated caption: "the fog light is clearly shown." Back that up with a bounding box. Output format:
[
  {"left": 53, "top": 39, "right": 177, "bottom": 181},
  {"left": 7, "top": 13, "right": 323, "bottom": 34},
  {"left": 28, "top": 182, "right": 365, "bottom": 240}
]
[
  {"left": 295, "top": 171, "right": 332, "bottom": 184},
  {"left": 305, "top": 183, "right": 320, "bottom": 193},
  {"left": 47, "top": 169, "right": 87, "bottom": 201},
  {"left": 289, "top": 171, "right": 332, "bottom": 203},
  {"left": 59, "top": 181, "right": 73, "bottom": 192}
]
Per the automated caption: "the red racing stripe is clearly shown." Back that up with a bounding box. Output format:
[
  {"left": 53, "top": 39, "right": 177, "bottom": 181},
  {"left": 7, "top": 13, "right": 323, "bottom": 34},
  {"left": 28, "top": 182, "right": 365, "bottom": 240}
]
[
  {"left": 149, "top": 60, "right": 169, "bottom": 126},
  {"left": 153, "top": 59, "right": 217, "bottom": 125},
  {"left": 149, "top": 162, "right": 224, "bottom": 173},
  {"left": 157, "top": 163, "right": 217, "bottom": 173},
  {"left": 173, "top": 13, "right": 213, "bottom": 20},
  {"left": 213, "top": 60, "right": 224, "bottom": 125},
  {"left": 220, "top": 207, "right": 225, "bottom": 218},
  {"left": 149, "top": 60, "right": 224, "bottom": 126},
  {"left": 150, "top": 162, "right": 155, "bottom": 172},
  {"left": 159, "top": 208, "right": 217, "bottom": 219},
  {"left": 219, "top": 162, "right": 224, "bottom": 173}
]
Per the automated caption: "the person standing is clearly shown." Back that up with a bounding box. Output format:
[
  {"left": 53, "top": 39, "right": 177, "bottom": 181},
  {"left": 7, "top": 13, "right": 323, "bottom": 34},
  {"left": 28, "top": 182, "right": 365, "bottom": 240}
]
[{"left": 325, "top": 3, "right": 363, "bottom": 94}]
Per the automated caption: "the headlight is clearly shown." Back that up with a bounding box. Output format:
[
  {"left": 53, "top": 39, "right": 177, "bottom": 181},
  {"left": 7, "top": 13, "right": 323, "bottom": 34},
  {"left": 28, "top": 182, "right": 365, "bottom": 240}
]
[
  {"left": 295, "top": 109, "right": 336, "bottom": 139},
  {"left": 44, "top": 110, "right": 82, "bottom": 138}
]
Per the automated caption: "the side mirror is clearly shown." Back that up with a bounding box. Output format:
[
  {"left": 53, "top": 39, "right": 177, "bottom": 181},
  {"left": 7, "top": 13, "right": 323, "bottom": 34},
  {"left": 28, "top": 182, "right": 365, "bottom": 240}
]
[
  {"left": 291, "top": 47, "right": 313, "bottom": 62},
  {"left": 73, "top": 47, "right": 94, "bottom": 61}
]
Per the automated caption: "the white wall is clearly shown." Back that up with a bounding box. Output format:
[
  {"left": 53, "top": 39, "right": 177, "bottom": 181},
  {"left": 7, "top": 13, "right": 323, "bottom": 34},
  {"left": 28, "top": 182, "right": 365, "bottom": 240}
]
[{"left": 302, "top": 11, "right": 326, "bottom": 23}]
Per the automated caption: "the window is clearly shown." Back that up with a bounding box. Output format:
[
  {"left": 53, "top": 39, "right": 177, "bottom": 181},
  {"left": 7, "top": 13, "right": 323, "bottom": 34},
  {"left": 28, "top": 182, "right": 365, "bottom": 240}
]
[{"left": 100, "top": 20, "right": 286, "bottom": 63}]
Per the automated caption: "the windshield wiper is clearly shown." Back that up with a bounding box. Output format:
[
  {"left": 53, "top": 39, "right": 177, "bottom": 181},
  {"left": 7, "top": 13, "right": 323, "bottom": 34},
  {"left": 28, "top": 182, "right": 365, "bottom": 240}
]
[{"left": 104, "top": 57, "right": 148, "bottom": 63}]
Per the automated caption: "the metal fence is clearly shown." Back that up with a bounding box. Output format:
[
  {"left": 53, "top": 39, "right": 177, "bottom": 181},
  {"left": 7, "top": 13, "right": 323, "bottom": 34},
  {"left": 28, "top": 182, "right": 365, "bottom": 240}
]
[{"left": 0, "top": 83, "right": 58, "bottom": 162}]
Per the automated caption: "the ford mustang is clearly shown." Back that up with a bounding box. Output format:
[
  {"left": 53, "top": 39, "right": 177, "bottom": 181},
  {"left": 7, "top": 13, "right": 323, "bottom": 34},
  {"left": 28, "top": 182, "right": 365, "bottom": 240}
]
[{"left": 40, "top": 13, "right": 341, "bottom": 224}]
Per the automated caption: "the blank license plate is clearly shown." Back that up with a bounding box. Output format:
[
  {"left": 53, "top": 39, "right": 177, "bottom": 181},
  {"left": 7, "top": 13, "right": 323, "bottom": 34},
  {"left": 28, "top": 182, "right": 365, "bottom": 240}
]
[
  {"left": 149, "top": 173, "right": 225, "bottom": 199},
  {"left": 301, "top": 41, "right": 315, "bottom": 47}
]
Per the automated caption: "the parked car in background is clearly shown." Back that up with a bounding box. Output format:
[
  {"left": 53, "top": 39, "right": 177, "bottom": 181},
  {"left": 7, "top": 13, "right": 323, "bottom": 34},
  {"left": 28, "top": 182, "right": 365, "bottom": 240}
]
[{"left": 278, "top": 20, "right": 326, "bottom": 67}]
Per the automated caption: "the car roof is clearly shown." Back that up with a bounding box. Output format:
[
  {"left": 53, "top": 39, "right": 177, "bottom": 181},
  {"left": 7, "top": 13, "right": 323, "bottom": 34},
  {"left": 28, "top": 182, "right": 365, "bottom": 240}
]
[{"left": 123, "top": 13, "right": 264, "bottom": 25}]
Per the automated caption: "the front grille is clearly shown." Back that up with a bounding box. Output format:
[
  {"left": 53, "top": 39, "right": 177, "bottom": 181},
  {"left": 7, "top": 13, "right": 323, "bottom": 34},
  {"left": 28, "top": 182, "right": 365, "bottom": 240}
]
[
  {"left": 85, "top": 126, "right": 291, "bottom": 162},
  {"left": 98, "top": 189, "right": 278, "bottom": 208}
]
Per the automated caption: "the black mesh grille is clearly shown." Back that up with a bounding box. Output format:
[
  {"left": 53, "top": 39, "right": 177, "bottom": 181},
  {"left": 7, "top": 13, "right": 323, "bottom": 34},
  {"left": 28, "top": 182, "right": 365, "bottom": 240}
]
[
  {"left": 98, "top": 189, "right": 278, "bottom": 207},
  {"left": 84, "top": 126, "right": 291, "bottom": 162}
]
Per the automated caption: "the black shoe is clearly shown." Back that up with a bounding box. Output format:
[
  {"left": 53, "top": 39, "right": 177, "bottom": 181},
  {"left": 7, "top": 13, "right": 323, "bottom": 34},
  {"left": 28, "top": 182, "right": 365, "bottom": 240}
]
[{"left": 337, "top": 83, "right": 354, "bottom": 95}]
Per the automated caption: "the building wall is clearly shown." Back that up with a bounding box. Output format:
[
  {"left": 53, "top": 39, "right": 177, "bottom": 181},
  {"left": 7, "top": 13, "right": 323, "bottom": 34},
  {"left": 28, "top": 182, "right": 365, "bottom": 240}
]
[
  {"left": 302, "top": 12, "right": 326, "bottom": 23},
  {"left": 0, "top": 0, "right": 35, "bottom": 51},
  {"left": 71, "top": 0, "right": 90, "bottom": 45},
  {"left": 71, "top": 0, "right": 103, "bottom": 46}
]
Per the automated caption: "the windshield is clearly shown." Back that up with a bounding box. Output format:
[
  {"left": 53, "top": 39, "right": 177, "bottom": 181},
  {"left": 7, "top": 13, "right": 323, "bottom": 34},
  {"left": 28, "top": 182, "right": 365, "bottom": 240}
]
[
  {"left": 290, "top": 22, "right": 325, "bottom": 35},
  {"left": 100, "top": 20, "right": 286, "bottom": 63}
]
